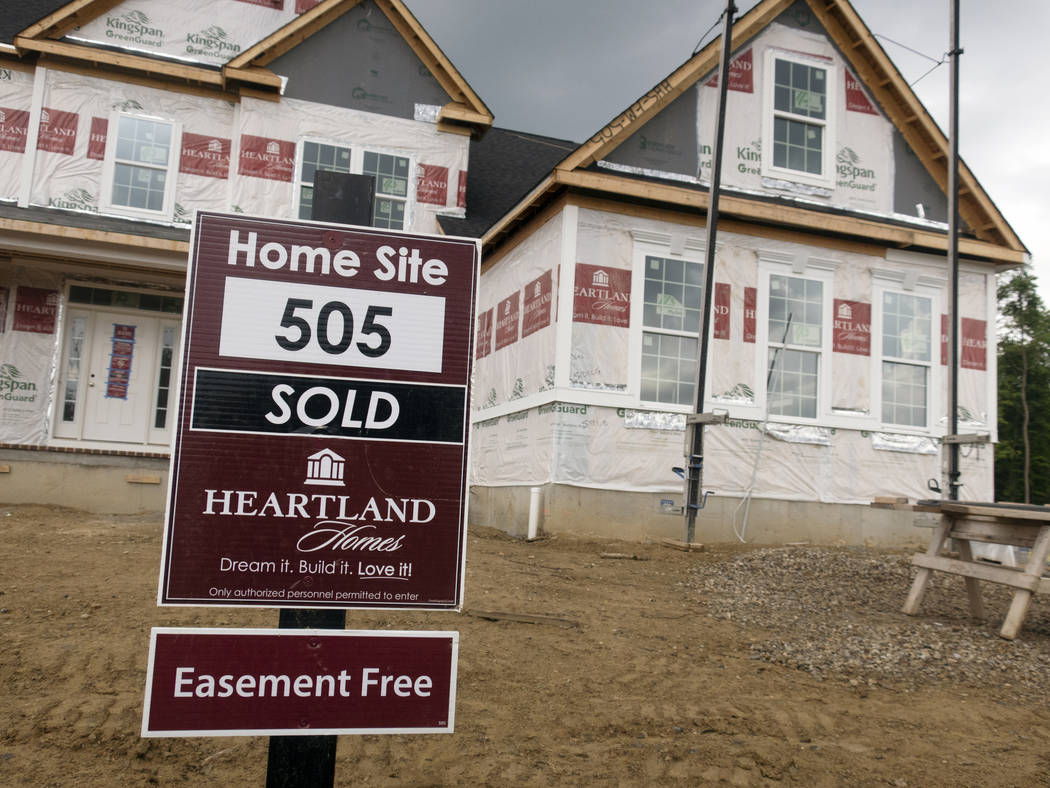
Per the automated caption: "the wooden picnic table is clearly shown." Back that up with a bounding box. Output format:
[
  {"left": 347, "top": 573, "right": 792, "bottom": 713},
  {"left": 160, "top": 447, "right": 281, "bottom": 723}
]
[{"left": 902, "top": 500, "right": 1050, "bottom": 640}]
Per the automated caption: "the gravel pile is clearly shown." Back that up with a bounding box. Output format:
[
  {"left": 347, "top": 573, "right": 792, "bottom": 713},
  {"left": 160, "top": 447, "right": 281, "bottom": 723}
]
[{"left": 689, "top": 546, "right": 1050, "bottom": 695}]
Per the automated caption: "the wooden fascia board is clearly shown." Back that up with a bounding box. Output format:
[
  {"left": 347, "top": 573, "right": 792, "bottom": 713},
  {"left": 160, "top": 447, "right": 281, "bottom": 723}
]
[
  {"left": 0, "top": 215, "right": 188, "bottom": 255},
  {"left": 438, "top": 103, "right": 492, "bottom": 127},
  {"left": 557, "top": 168, "right": 1024, "bottom": 266},
  {"left": 222, "top": 66, "right": 283, "bottom": 91},
  {"left": 809, "top": 0, "right": 1024, "bottom": 253},
  {"left": 17, "top": 0, "right": 120, "bottom": 41},
  {"left": 40, "top": 56, "right": 237, "bottom": 101},
  {"left": 227, "top": 0, "right": 363, "bottom": 69},
  {"left": 559, "top": 0, "right": 794, "bottom": 173},
  {"left": 14, "top": 36, "right": 225, "bottom": 86},
  {"left": 375, "top": 0, "right": 492, "bottom": 124}
]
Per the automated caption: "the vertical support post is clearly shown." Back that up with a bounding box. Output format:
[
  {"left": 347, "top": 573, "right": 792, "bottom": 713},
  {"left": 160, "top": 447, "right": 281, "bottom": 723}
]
[
  {"left": 264, "top": 175, "right": 374, "bottom": 787},
  {"left": 945, "top": 0, "right": 962, "bottom": 501},
  {"left": 685, "top": 0, "right": 736, "bottom": 543}
]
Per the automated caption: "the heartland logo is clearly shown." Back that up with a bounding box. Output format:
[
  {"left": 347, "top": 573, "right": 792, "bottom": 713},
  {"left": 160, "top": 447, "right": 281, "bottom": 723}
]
[
  {"left": 0, "top": 364, "right": 37, "bottom": 401},
  {"left": 305, "top": 448, "right": 346, "bottom": 487},
  {"left": 591, "top": 269, "right": 610, "bottom": 287},
  {"left": 534, "top": 281, "right": 543, "bottom": 298},
  {"left": 836, "top": 147, "right": 876, "bottom": 191},
  {"left": 106, "top": 10, "right": 164, "bottom": 47},
  {"left": 185, "top": 26, "right": 242, "bottom": 58},
  {"left": 837, "top": 302, "right": 853, "bottom": 321},
  {"left": 48, "top": 187, "right": 98, "bottom": 213}
]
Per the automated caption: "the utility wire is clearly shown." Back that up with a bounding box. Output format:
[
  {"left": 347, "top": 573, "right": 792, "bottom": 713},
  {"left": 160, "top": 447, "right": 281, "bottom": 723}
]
[{"left": 873, "top": 32, "right": 948, "bottom": 87}]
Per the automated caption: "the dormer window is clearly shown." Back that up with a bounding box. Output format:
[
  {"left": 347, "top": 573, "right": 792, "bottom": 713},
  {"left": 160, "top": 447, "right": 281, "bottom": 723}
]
[{"left": 763, "top": 52, "right": 835, "bottom": 186}]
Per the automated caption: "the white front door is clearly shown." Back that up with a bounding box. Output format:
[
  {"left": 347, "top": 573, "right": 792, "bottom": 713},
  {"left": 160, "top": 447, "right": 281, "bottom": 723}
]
[
  {"left": 80, "top": 312, "right": 159, "bottom": 443},
  {"left": 54, "top": 306, "right": 181, "bottom": 446}
]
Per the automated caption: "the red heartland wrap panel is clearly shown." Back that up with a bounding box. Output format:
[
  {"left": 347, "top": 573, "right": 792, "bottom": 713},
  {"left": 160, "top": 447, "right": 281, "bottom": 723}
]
[
  {"left": 181, "top": 133, "right": 231, "bottom": 179},
  {"left": 522, "top": 270, "right": 553, "bottom": 338},
  {"left": 238, "top": 134, "right": 295, "bottom": 182},
  {"left": 37, "top": 108, "right": 77, "bottom": 155},
  {"left": 416, "top": 164, "right": 449, "bottom": 206},
  {"left": 832, "top": 299, "right": 871, "bottom": 356},
  {"left": 494, "top": 291, "right": 519, "bottom": 350},
  {"left": 0, "top": 107, "right": 29, "bottom": 153},
  {"left": 573, "top": 263, "right": 630, "bottom": 328},
  {"left": 714, "top": 282, "right": 731, "bottom": 340}
]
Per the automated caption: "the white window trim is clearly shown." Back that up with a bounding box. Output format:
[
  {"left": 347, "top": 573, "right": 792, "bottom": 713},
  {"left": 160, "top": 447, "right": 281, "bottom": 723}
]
[
  {"left": 761, "top": 49, "right": 837, "bottom": 188},
  {"left": 754, "top": 254, "right": 836, "bottom": 423},
  {"left": 628, "top": 237, "right": 708, "bottom": 412},
  {"left": 871, "top": 273, "right": 943, "bottom": 436},
  {"left": 292, "top": 136, "right": 416, "bottom": 229},
  {"left": 99, "top": 111, "right": 181, "bottom": 221}
]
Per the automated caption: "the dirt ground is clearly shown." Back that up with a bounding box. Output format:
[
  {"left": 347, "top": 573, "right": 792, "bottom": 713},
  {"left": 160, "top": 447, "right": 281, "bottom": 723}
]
[{"left": 4, "top": 503, "right": 1050, "bottom": 787}]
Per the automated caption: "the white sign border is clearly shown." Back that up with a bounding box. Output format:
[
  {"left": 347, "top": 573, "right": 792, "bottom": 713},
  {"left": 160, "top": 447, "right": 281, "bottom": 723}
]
[{"left": 142, "top": 627, "right": 459, "bottom": 738}]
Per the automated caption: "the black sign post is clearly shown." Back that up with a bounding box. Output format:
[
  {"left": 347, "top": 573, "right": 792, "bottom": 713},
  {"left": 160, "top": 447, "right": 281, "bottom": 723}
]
[{"left": 266, "top": 173, "right": 373, "bottom": 787}]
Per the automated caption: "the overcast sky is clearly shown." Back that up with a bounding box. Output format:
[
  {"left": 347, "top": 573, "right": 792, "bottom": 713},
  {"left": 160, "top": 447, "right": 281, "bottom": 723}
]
[{"left": 405, "top": 0, "right": 1050, "bottom": 303}]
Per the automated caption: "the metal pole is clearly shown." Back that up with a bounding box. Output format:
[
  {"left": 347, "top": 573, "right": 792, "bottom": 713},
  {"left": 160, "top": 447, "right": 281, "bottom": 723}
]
[
  {"left": 685, "top": 0, "right": 736, "bottom": 543},
  {"left": 946, "top": 0, "right": 961, "bottom": 500}
]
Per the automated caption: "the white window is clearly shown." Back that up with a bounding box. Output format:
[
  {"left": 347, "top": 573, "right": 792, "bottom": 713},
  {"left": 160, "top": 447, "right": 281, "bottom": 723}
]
[
  {"left": 878, "top": 290, "right": 934, "bottom": 428},
  {"left": 757, "top": 258, "right": 835, "bottom": 421},
  {"left": 763, "top": 52, "right": 835, "bottom": 186},
  {"left": 638, "top": 254, "right": 704, "bottom": 406},
  {"left": 296, "top": 139, "right": 413, "bottom": 229},
  {"left": 102, "top": 113, "right": 181, "bottom": 219}
]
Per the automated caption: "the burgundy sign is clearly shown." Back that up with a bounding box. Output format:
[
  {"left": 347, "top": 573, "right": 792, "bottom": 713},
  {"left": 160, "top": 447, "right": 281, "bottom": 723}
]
[
  {"left": 416, "top": 164, "right": 448, "bottom": 206},
  {"left": 705, "top": 48, "right": 754, "bottom": 93},
  {"left": 961, "top": 317, "right": 987, "bottom": 370},
  {"left": 238, "top": 134, "right": 295, "bottom": 182},
  {"left": 87, "top": 116, "right": 107, "bottom": 160},
  {"left": 0, "top": 107, "right": 29, "bottom": 153},
  {"left": 845, "top": 69, "right": 878, "bottom": 115},
  {"left": 573, "top": 263, "right": 630, "bottom": 327},
  {"left": 160, "top": 212, "right": 478, "bottom": 610},
  {"left": 37, "top": 107, "right": 77, "bottom": 155},
  {"left": 143, "top": 628, "right": 457, "bottom": 736},
  {"left": 833, "top": 299, "right": 871, "bottom": 355},
  {"left": 295, "top": 0, "right": 321, "bottom": 11},
  {"left": 181, "top": 132, "right": 231, "bottom": 179},
  {"left": 12, "top": 286, "right": 58, "bottom": 334},
  {"left": 494, "top": 291, "right": 519, "bottom": 350},
  {"left": 941, "top": 314, "right": 948, "bottom": 366},
  {"left": 522, "top": 270, "right": 553, "bottom": 338},
  {"left": 744, "top": 286, "right": 756, "bottom": 343},
  {"left": 457, "top": 170, "right": 467, "bottom": 209},
  {"left": 713, "top": 282, "right": 731, "bottom": 340},
  {"left": 475, "top": 308, "right": 492, "bottom": 359}
]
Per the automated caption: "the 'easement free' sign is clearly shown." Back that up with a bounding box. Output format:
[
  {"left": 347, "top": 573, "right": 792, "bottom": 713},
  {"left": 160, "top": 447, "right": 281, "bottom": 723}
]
[{"left": 158, "top": 212, "right": 479, "bottom": 610}]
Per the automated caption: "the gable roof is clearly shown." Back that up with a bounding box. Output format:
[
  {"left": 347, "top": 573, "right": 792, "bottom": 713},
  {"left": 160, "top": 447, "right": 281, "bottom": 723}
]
[
  {"left": 480, "top": 0, "right": 1025, "bottom": 266},
  {"left": 6, "top": 0, "right": 492, "bottom": 131}
]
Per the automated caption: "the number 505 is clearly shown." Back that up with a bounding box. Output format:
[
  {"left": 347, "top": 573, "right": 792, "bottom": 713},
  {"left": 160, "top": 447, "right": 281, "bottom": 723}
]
[{"left": 275, "top": 298, "right": 392, "bottom": 357}]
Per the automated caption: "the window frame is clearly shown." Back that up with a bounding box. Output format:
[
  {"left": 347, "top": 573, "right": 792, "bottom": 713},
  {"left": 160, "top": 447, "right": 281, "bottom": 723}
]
[
  {"left": 761, "top": 49, "right": 837, "bottom": 188},
  {"left": 755, "top": 258, "right": 835, "bottom": 423},
  {"left": 628, "top": 238, "right": 707, "bottom": 411},
  {"left": 293, "top": 136, "right": 416, "bottom": 230},
  {"left": 872, "top": 279, "right": 942, "bottom": 434},
  {"left": 100, "top": 111, "right": 182, "bottom": 221}
]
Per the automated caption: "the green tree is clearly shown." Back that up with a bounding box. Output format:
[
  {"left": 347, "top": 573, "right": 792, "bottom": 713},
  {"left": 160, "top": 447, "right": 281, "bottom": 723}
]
[{"left": 996, "top": 269, "right": 1050, "bottom": 504}]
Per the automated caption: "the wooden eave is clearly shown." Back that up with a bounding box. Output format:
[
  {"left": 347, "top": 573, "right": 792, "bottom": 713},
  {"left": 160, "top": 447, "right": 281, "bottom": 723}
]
[
  {"left": 17, "top": 0, "right": 122, "bottom": 41},
  {"left": 808, "top": 0, "right": 1025, "bottom": 254},
  {"left": 559, "top": 0, "right": 794, "bottom": 173},
  {"left": 484, "top": 168, "right": 1026, "bottom": 269}
]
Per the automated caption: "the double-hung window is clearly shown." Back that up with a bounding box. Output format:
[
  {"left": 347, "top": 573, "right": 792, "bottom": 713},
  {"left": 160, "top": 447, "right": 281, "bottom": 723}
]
[
  {"left": 764, "top": 52, "right": 834, "bottom": 185},
  {"left": 880, "top": 291, "right": 933, "bottom": 428},
  {"left": 767, "top": 273, "right": 824, "bottom": 419},
  {"left": 103, "top": 113, "right": 180, "bottom": 219},
  {"left": 296, "top": 139, "right": 412, "bottom": 229},
  {"left": 639, "top": 254, "right": 704, "bottom": 406}
]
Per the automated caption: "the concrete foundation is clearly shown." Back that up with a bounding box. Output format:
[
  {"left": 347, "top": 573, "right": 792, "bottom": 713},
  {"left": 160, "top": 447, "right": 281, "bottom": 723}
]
[
  {"left": 0, "top": 448, "right": 170, "bottom": 514},
  {"left": 469, "top": 483, "right": 935, "bottom": 547}
]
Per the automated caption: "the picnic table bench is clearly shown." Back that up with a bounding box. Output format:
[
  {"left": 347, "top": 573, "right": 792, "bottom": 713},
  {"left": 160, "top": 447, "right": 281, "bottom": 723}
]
[{"left": 902, "top": 500, "right": 1050, "bottom": 640}]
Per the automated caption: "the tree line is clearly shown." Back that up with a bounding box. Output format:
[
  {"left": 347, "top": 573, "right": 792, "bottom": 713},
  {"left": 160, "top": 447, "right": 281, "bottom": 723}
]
[{"left": 995, "top": 268, "right": 1050, "bottom": 504}]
